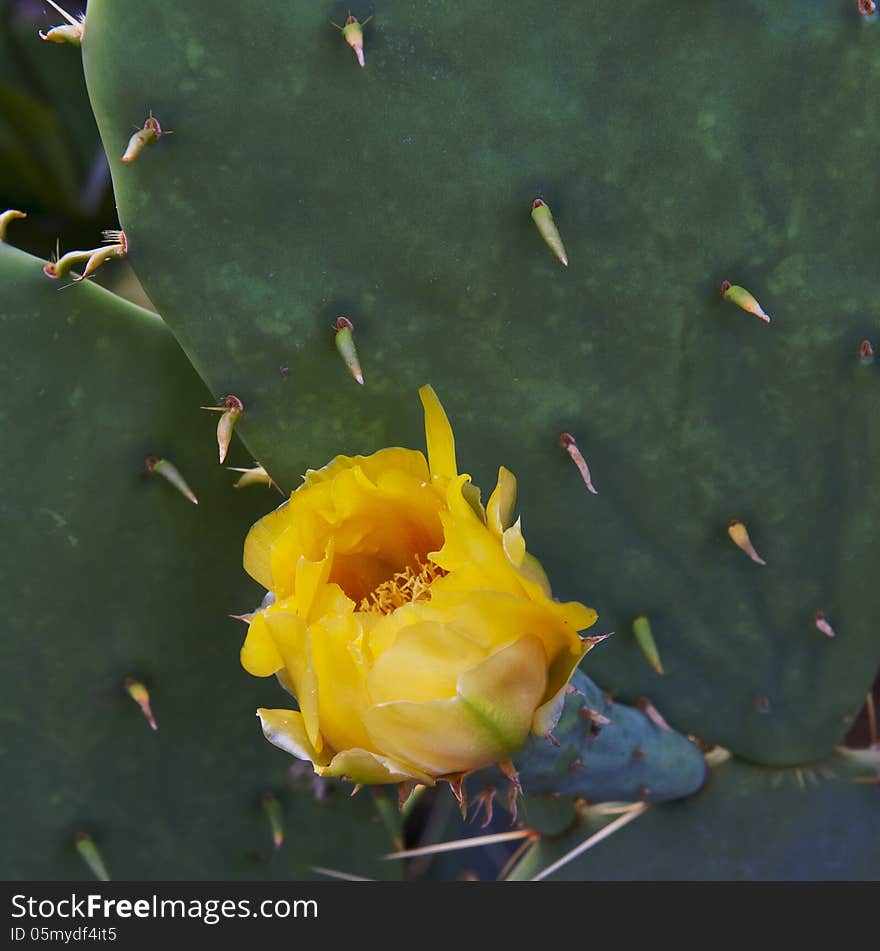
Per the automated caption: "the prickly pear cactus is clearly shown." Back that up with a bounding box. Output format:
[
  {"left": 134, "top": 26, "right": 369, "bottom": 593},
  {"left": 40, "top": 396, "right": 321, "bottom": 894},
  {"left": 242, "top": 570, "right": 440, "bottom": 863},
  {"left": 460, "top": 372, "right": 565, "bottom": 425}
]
[
  {"left": 79, "top": 0, "right": 879, "bottom": 766},
  {"left": 0, "top": 236, "right": 705, "bottom": 879},
  {"left": 507, "top": 750, "right": 880, "bottom": 881},
  {"left": 3, "top": 0, "right": 879, "bottom": 880},
  {"left": 0, "top": 241, "right": 400, "bottom": 880}
]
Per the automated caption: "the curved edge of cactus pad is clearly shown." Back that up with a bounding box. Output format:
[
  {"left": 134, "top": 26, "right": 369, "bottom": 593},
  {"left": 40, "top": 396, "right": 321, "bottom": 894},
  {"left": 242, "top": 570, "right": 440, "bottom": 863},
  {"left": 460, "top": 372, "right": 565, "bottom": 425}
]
[{"left": 0, "top": 241, "right": 400, "bottom": 880}]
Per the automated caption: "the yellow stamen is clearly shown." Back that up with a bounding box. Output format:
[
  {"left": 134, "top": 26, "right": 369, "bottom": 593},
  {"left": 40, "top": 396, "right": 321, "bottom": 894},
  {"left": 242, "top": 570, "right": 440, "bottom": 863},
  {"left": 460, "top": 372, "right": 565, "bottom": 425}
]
[{"left": 358, "top": 556, "right": 447, "bottom": 615}]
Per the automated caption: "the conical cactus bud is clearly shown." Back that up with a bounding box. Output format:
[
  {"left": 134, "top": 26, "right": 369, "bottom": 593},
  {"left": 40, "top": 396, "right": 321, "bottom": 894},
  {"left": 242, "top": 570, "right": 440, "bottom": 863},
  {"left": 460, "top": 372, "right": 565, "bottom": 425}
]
[
  {"left": 38, "top": 2, "right": 85, "bottom": 46},
  {"left": 720, "top": 281, "right": 771, "bottom": 323},
  {"left": 859, "top": 340, "right": 875, "bottom": 366},
  {"left": 44, "top": 231, "right": 127, "bottom": 282},
  {"left": 124, "top": 677, "right": 158, "bottom": 730},
  {"left": 334, "top": 316, "right": 364, "bottom": 384},
  {"left": 122, "top": 112, "right": 172, "bottom": 163},
  {"left": 531, "top": 198, "right": 568, "bottom": 266},
  {"left": 332, "top": 13, "right": 372, "bottom": 68},
  {"left": 145, "top": 455, "right": 199, "bottom": 505},
  {"left": 632, "top": 614, "right": 664, "bottom": 675},
  {"left": 43, "top": 245, "right": 92, "bottom": 280},
  {"left": 0, "top": 209, "right": 26, "bottom": 242},
  {"left": 727, "top": 518, "right": 766, "bottom": 565},
  {"left": 560, "top": 432, "right": 598, "bottom": 494},
  {"left": 637, "top": 697, "right": 672, "bottom": 731},
  {"left": 579, "top": 705, "right": 612, "bottom": 727},
  {"left": 200, "top": 395, "right": 244, "bottom": 464},
  {"left": 261, "top": 792, "right": 284, "bottom": 849},
  {"left": 72, "top": 231, "right": 128, "bottom": 283},
  {"left": 74, "top": 833, "right": 110, "bottom": 881},
  {"left": 226, "top": 464, "right": 279, "bottom": 490}
]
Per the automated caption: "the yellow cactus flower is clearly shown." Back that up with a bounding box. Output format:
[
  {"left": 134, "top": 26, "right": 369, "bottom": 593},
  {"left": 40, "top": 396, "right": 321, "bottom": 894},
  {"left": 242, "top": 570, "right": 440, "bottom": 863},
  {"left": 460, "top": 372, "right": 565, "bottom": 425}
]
[{"left": 241, "top": 386, "right": 600, "bottom": 789}]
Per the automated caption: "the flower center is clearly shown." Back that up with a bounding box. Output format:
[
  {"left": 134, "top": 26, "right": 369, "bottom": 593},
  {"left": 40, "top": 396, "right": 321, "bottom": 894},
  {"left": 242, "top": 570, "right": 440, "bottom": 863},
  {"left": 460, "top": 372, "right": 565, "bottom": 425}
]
[{"left": 357, "top": 555, "right": 447, "bottom": 615}]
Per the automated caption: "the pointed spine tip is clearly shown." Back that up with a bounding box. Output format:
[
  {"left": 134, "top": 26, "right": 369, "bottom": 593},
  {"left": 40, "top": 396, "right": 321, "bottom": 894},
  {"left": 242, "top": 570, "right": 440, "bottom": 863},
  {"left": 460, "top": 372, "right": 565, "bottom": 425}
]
[
  {"left": 146, "top": 456, "right": 199, "bottom": 505},
  {"left": 334, "top": 316, "right": 364, "bottom": 384},
  {"left": 815, "top": 611, "right": 836, "bottom": 638},
  {"left": 560, "top": 432, "right": 598, "bottom": 493},
  {"left": 727, "top": 519, "right": 766, "bottom": 565},
  {"left": 632, "top": 614, "right": 664, "bottom": 675},
  {"left": 262, "top": 792, "right": 285, "bottom": 849}
]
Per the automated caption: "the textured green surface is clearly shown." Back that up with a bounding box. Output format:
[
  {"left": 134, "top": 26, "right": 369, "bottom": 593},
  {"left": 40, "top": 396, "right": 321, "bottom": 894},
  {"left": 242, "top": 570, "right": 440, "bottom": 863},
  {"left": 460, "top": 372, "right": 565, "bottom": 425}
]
[
  {"left": 507, "top": 750, "right": 880, "bottom": 881},
  {"left": 0, "top": 242, "right": 398, "bottom": 880},
  {"left": 82, "top": 0, "right": 880, "bottom": 765},
  {"left": 511, "top": 668, "right": 706, "bottom": 804}
]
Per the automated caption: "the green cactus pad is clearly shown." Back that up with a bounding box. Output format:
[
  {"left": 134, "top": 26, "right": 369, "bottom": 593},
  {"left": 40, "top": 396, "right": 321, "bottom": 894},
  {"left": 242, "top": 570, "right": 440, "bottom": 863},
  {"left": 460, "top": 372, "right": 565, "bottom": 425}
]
[
  {"left": 506, "top": 750, "right": 880, "bottom": 880},
  {"left": 0, "top": 243, "right": 398, "bottom": 880},
  {"left": 512, "top": 668, "right": 707, "bottom": 805},
  {"left": 81, "top": 0, "right": 880, "bottom": 765}
]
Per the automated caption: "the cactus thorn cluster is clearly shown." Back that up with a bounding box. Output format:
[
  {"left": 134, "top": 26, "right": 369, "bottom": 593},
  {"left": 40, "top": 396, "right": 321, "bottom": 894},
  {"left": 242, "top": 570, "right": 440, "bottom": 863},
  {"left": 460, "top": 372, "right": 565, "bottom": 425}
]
[{"left": 38, "top": 1, "right": 85, "bottom": 46}]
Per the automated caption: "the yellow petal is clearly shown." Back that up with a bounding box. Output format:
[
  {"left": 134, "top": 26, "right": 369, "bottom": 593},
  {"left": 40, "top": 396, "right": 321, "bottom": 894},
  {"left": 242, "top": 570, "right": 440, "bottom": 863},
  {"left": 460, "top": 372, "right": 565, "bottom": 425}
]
[
  {"left": 240, "top": 611, "right": 284, "bottom": 677},
  {"left": 419, "top": 385, "right": 457, "bottom": 480},
  {"left": 309, "top": 613, "right": 374, "bottom": 754},
  {"left": 533, "top": 628, "right": 609, "bottom": 735},
  {"left": 457, "top": 634, "right": 548, "bottom": 753},
  {"left": 264, "top": 611, "right": 321, "bottom": 751},
  {"left": 257, "top": 708, "right": 331, "bottom": 768},
  {"left": 532, "top": 686, "right": 569, "bottom": 738},
  {"left": 319, "top": 749, "right": 434, "bottom": 786},
  {"left": 430, "top": 476, "right": 525, "bottom": 597},
  {"left": 304, "top": 447, "right": 430, "bottom": 488},
  {"left": 502, "top": 519, "right": 554, "bottom": 599},
  {"left": 299, "top": 463, "right": 445, "bottom": 603},
  {"left": 502, "top": 517, "right": 527, "bottom": 567},
  {"left": 519, "top": 551, "right": 553, "bottom": 597},
  {"left": 365, "top": 636, "right": 547, "bottom": 775},
  {"left": 422, "top": 589, "right": 590, "bottom": 667},
  {"left": 242, "top": 499, "right": 291, "bottom": 589},
  {"left": 367, "top": 620, "right": 486, "bottom": 704},
  {"left": 487, "top": 466, "right": 517, "bottom": 536},
  {"left": 532, "top": 645, "right": 590, "bottom": 736},
  {"left": 258, "top": 710, "right": 434, "bottom": 785},
  {"left": 293, "top": 547, "right": 334, "bottom": 622},
  {"left": 461, "top": 481, "right": 486, "bottom": 523},
  {"left": 268, "top": 502, "right": 332, "bottom": 598},
  {"left": 365, "top": 697, "right": 499, "bottom": 776},
  {"left": 310, "top": 581, "right": 354, "bottom": 622}
]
